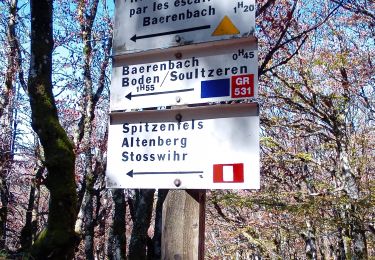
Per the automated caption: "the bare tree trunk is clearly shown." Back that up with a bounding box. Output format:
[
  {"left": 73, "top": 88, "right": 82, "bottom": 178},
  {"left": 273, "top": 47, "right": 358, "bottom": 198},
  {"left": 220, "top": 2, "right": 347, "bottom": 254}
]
[
  {"left": 0, "top": 0, "right": 20, "bottom": 250},
  {"left": 350, "top": 206, "right": 368, "bottom": 260},
  {"left": 73, "top": 2, "right": 112, "bottom": 258},
  {"left": 0, "top": 185, "right": 8, "bottom": 250},
  {"left": 128, "top": 189, "right": 155, "bottom": 260},
  {"left": 0, "top": 110, "right": 11, "bottom": 249},
  {"left": 21, "top": 165, "right": 44, "bottom": 250},
  {"left": 336, "top": 65, "right": 368, "bottom": 259},
  {"left": 333, "top": 121, "right": 368, "bottom": 260},
  {"left": 0, "top": 167, "right": 9, "bottom": 250},
  {"left": 77, "top": 2, "right": 98, "bottom": 257},
  {"left": 28, "top": 0, "right": 78, "bottom": 258},
  {"left": 84, "top": 192, "right": 95, "bottom": 260},
  {"left": 303, "top": 220, "right": 318, "bottom": 260},
  {"left": 1, "top": 2, "right": 13, "bottom": 117},
  {"left": 333, "top": 209, "right": 347, "bottom": 260},
  {"left": 107, "top": 189, "right": 126, "bottom": 260},
  {"left": 301, "top": 163, "right": 318, "bottom": 260},
  {"left": 151, "top": 189, "right": 168, "bottom": 259},
  {"left": 95, "top": 186, "right": 107, "bottom": 260}
]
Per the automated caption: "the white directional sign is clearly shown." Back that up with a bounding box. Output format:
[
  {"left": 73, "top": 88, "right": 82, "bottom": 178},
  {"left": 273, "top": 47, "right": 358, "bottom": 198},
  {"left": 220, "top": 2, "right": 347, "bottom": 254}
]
[
  {"left": 110, "top": 40, "right": 257, "bottom": 111},
  {"left": 106, "top": 103, "right": 259, "bottom": 189},
  {"left": 113, "top": 0, "right": 256, "bottom": 54}
]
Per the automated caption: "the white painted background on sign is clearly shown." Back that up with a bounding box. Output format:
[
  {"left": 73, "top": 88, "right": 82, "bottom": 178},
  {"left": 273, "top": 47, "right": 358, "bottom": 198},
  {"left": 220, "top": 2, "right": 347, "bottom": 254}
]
[
  {"left": 106, "top": 104, "right": 260, "bottom": 189},
  {"left": 114, "top": 0, "right": 256, "bottom": 54},
  {"left": 110, "top": 42, "right": 258, "bottom": 111}
]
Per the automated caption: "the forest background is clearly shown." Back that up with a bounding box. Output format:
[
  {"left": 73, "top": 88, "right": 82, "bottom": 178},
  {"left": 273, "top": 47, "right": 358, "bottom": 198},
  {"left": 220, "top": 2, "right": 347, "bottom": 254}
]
[{"left": 0, "top": 0, "right": 374, "bottom": 259}]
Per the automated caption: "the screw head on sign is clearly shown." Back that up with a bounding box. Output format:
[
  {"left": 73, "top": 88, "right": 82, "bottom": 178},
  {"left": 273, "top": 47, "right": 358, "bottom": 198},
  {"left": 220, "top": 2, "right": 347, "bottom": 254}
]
[
  {"left": 176, "top": 96, "right": 181, "bottom": 103},
  {"left": 175, "top": 113, "right": 182, "bottom": 123},
  {"left": 174, "top": 179, "right": 181, "bottom": 187},
  {"left": 175, "top": 35, "right": 181, "bottom": 43},
  {"left": 175, "top": 52, "right": 182, "bottom": 59}
]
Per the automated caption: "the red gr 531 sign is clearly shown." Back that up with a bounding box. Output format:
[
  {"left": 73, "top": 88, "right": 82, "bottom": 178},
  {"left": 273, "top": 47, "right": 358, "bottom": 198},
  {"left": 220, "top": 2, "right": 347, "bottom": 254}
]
[{"left": 231, "top": 74, "right": 254, "bottom": 98}]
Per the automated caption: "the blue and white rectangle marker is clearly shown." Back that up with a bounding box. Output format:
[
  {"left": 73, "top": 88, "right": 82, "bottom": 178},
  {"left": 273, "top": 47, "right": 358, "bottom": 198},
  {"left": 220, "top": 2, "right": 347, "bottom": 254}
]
[{"left": 201, "top": 79, "right": 230, "bottom": 98}]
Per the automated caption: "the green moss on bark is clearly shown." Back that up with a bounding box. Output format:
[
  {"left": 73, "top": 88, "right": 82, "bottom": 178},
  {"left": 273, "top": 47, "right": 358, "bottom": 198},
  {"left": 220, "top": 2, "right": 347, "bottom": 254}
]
[
  {"left": 31, "top": 228, "right": 78, "bottom": 259},
  {"left": 28, "top": 0, "right": 78, "bottom": 259}
]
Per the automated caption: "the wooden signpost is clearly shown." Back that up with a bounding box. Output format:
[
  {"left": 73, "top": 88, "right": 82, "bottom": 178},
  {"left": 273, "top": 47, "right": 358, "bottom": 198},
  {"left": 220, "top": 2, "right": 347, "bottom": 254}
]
[{"left": 108, "top": 0, "right": 258, "bottom": 258}]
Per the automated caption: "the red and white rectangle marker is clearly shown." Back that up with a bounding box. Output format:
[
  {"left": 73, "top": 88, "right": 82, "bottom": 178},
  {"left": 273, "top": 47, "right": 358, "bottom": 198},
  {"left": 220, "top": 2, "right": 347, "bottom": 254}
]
[{"left": 213, "top": 163, "right": 244, "bottom": 183}]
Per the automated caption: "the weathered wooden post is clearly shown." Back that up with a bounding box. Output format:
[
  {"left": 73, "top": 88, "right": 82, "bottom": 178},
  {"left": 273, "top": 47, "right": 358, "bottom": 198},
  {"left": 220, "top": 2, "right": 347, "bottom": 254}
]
[{"left": 162, "top": 190, "right": 206, "bottom": 259}]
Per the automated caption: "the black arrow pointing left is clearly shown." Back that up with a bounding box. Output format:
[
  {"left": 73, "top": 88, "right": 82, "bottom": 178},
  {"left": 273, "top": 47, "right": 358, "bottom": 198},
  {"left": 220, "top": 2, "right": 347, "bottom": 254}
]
[
  {"left": 126, "top": 88, "right": 194, "bottom": 100},
  {"left": 127, "top": 170, "right": 204, "bottom": 178},
  {"left": 131, "top": 25, "right": 211, "bottom": 42}
]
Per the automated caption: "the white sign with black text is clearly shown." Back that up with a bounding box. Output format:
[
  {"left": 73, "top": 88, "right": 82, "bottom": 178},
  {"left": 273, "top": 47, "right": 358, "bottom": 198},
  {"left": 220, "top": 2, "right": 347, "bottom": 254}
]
[
  {"left": 110, "top": 40, "right": 258, "bottom": 111},
  {"left": 113, "top": 0, "right": 256, "bottom": 54},
  {"left": 106, "top": 103, "right": 259, "bottom": 189}
]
